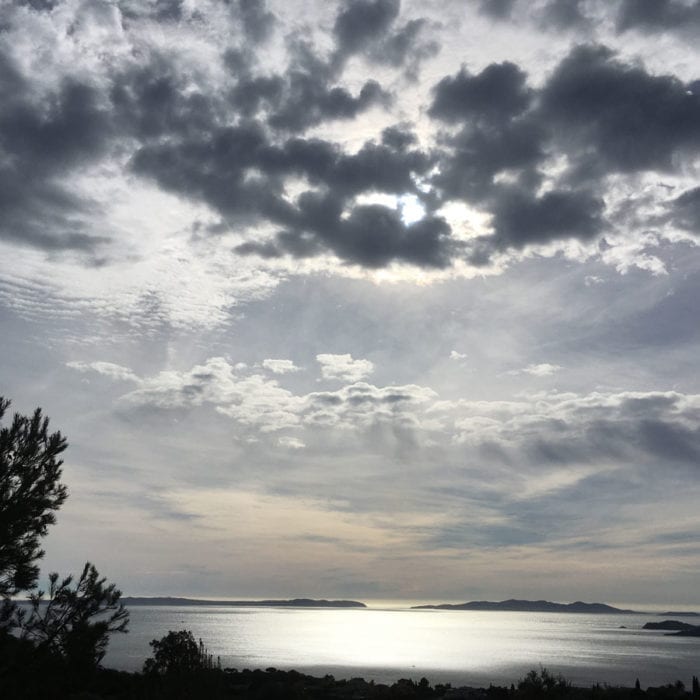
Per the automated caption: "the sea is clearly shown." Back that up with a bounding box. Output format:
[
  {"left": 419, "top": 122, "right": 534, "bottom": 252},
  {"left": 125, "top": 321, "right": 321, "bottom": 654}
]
[{"left": 103, "top": 606, "right": 700, "bottom": 688}]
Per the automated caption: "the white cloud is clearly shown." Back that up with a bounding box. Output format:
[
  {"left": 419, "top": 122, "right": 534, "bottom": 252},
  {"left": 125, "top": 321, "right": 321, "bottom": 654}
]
[
  {"left": 510, "top": 363, "right": 562, "bottom": 377},
  {"left": 67, "top": 358, "right": 700, "bottom": 477},
  {"left": 449, "top": 350, "right": 468, "bottom": 360},
  {"left": 66, "top": 360, "right": 139, "bottom": 383},
  {"left": 278, "top": 436, "right": 306, "bottom": 449},
  {"left": 262, "top": 359, "right": 301, "bottom": 374},
  {"left": 316, "top": 353, "right": 374, "bottom": 382}
]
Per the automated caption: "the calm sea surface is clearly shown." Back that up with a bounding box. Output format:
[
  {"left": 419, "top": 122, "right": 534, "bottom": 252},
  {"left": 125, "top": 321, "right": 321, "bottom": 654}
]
[{"left": 104, "top": 607, "right": 700, "bottom": 688}]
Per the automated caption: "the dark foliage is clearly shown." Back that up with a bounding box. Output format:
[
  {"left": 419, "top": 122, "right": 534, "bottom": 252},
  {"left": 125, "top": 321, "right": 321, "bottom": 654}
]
[
  {"left": 0, "top": 397, "right": 67, "bottom": 623},
  {"left": 0, "top": 396, "right": 68, "bottom": 598},
  {"left": 144, "top": 629, "right": 218, "bottom": 675},
  {"left": 20, "top": 561, "right": 129, "bottom": 672},
  {"left": 1, "top": 660, "right": 698, "bottom": 700},
  {"left": 0, "top": 395, "right": 128, "bottom": 695}
]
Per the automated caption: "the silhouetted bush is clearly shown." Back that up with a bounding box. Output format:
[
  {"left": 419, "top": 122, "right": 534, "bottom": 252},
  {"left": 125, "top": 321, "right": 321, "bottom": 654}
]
[
  {"left": 144, "top": 629, "right": 218, "bottom": 675},
  {"left": 517, "top": 667, "right": 572, "bottom": 700}
]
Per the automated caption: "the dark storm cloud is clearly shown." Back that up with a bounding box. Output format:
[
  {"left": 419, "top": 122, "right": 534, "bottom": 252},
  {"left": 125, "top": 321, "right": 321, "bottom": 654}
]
[
  {"left": 539, "top": 44, "right": 700, "bottom": 175},
  {"left": 15, "top": 0, "right": 59, "bottom": 11},
  {"left": 476, "top": 0, "right": 593, "bottom": 28},
  {"left": 227, "top": 39, "right": 390, "bottom": 133},
  {"left": 429, "top": 62, "right": 532, "bottom": 124},
  {"left": 268, "top": 201, "right": 453, "bottom": 268},
  {"left": 423, "top": 43, "right": 700, "bottom": 261},
  {"left": 332, "top": 0, "right": 438, "bottom": 75},
  {"left": 433, "top": 120, "right": 545, "bottom": 202},
  {"left": 427, "top": 61, "right": 546, "bottom": 223},
  {"left": 6, "top": 0, "right": 699, "bottom": 271},
  {"left": 265, "top": 75, "right": 387, "bottom": 133},
  {"left": 490, "top": 188, "right": 605, "bottom": 249},
  {"left": 111, "top": 61, "right": 217, "bottom": 140},
  {"left": 235, "top": 0, "right": 277, "bottom": 44},
  {"left": 428, "top": 42, "right": 700, "bottom": 184},
  {"left": 333, "top": 0, "right": 400, "bottom": 56},
  {"left": 0, "top": 49, "right": 112, "bottom": 252},
  {"left": 132, "top": 113, "right": 451, "bottom": 267},
  {"left": 477, "top": 0, "right": 515, "bottom": 20},
  {"left": 616, "top": 0, "right": 700, "bottom": 34},
  {"left": 118, "top": 0, "right": 184, "bottom": 23},
  {"left": 538, "top": 0, "right": 589, "bottom": 30},
  {"left": 672, "top": 187, "right": 700, "bottom": 234},
  {"left": 376, "top": 18, "right": 439, "bottom": 73}
]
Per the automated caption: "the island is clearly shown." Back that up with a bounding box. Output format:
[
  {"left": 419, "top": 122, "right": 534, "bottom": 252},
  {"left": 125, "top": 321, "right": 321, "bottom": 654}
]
[
  {"left": 643, "top": 620, "right": 696, "bottom": 631},
  {"left": 669, "top": 627, "right": 700, "bottom": 636},
  {"left": 643, "top": 620, "right": 700, "bottom": 637},
  {"left": 121, "top": 597, "right": 367, "bottom": 608},
  {"left": 658, "top": 610, "right": 700, "bottom": 617},
  {"left": 411, "top": 599, "right": 636, "bottom": 613}
]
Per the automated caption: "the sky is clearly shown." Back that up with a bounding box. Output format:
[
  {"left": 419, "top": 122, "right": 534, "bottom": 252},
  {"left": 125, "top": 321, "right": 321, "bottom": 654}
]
[{"left": 1, "top": 0, "right": 699, "bottom": 607}]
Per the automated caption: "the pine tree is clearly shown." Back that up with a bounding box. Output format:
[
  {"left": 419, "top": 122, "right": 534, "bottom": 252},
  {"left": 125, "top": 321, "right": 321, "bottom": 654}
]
[
  {"left": 0, "top": 396, "right": 128, "bottom": 673},
  {"left": 0, "top": 397, "right": 68, "bottom": 625}
]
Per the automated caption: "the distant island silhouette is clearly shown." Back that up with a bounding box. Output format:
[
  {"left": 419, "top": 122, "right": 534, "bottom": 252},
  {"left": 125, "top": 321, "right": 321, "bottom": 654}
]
[
  {"left": 121, "top": 597, "right": 367, "bottom": 608},
  {"left": 643, "top": 620, "right": 700, "bottom": 636},
  {"left": 411, "top": 599, "right": 636, "bottom": 613},
  {"left": 659, "top": 610, "right": 700, "bottom": 617}
]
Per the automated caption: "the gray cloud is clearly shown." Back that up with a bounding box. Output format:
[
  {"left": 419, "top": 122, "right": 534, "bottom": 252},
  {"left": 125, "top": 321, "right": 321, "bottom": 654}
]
[
  {"left": 616, "top": 0, "right": 700, "bottom": 34},
  {"left": 429, "top": 62, "right": 532, "bottom": 124},
  {"left": 68, "top": 357, "right": 700, "bottom": 473},
  {"left": 539, "top": 44, "right": 700, "bottom": 175},
  {"left": 331, "top": 0, "right": 438, "bottom": 75},
  {"left": 478, "top": 0, "right": 516, "bottom": 20},
  {"left": 6, "top": 0, "right": 697, "bottom": 272},
  {"left": 672, "top": 187, "right": 700, "bottom": 234},
  {"left": 538, "top": 0, "right": 590, "bottom": 30},
  {"left": 433, "top": 120, "right": 545, "bottom": 202},
  {"left": 235, "top": 0, "right": 277, "bottom": 44},
  {"left": 333, "top": 0, "right": 401, "bottom": 57},
  {"left": 0, "top": 49, "right": 112, "bottom": 253},
  {"left": 490, "top": 187, "right": 605, "bottom": 249}
]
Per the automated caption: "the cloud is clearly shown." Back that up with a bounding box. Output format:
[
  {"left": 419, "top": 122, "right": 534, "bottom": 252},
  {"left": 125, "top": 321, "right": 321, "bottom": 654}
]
[
  {"left": 508, "top": 363, "right": 562, "bottom": 377},
  {"left": 429, "top": 62, "right": 532, "bottom": 124},
  {"left": 432, "top": 118, "right": 545, "bottom": 203},
  {"left": 278, "top": 436, "right": 305, "bottom": 449},
  {"left": 331, "top": 0, "right": 438, "bottom": 75},
  {"left": 316, "top": 354, "right": 375, "bottom": 383},
  {"left": 478, "top": 0, "right": 516, "bottom": 20},
  {"left": 67, "top": 357, "right": 700, "bottom": 474},
  {"left": 1, "top": 0, "right": 699, "bottom": 287},
  {"left": 538, "top": 44, "right": 700, "bottom": 175},
  {"left": 538, "top": 0, "right": 589, "bottom": 30},
  {"left": 262, "top": 359, "right": 301, "bottom": 374},
  {"left": 123, "top": 358, "right": 304, "bottom": 432},
  {"left": 66, "top": 360, "right": 140, "bottom": 383},
  {"left": 333, "top": 0, "right": 401, "bottom": 58},
  {"left": 235, "top": 0, "right": 277, "bottom": 44},
  {"left": 616, "top": 0, "right": 700, "bottom": 34},
  {"left": 450, "top": 350, "right": 468, "bottom": 360},
  {"left": 0, "top": 48, "right": 112, "bottom": 254},
  {"left": 490, "top": 187, "right": 605, "bottom": 249},
  {"left": 304, "top": 381, "right": 437, "bottom": 431},
  {"left": 672, "top": 187, "right": 700, "bottom": 234}
]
